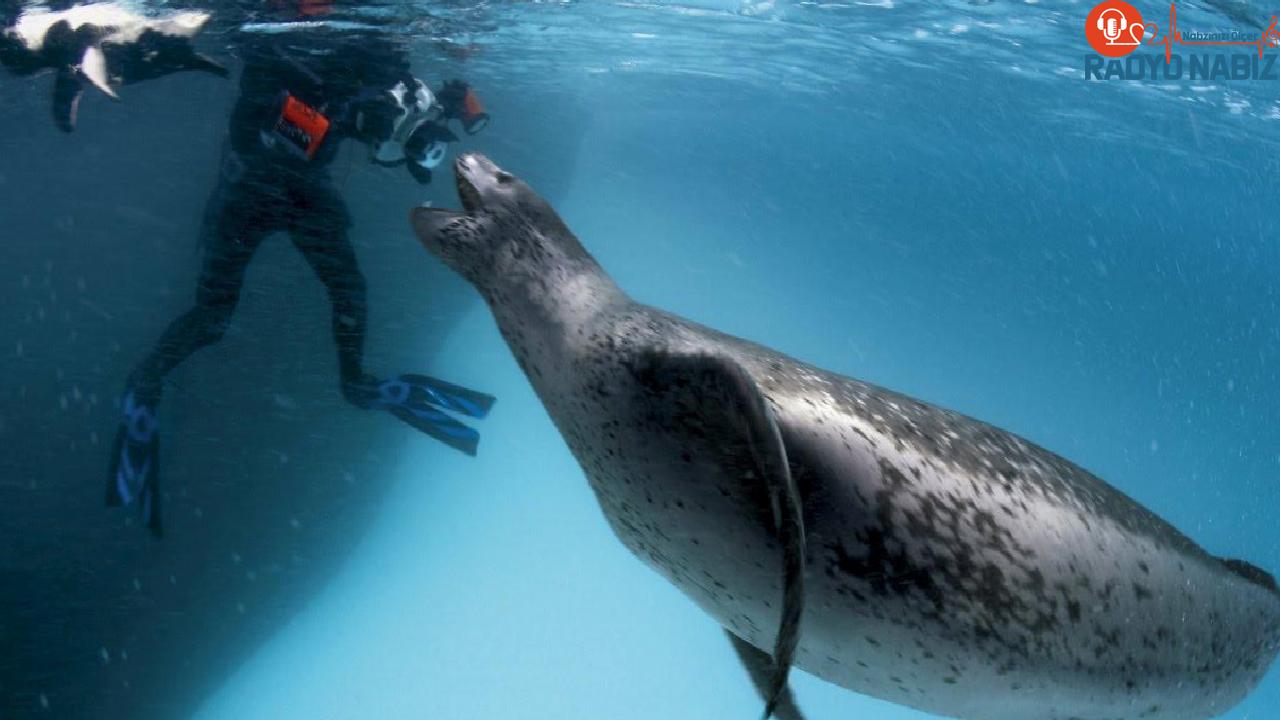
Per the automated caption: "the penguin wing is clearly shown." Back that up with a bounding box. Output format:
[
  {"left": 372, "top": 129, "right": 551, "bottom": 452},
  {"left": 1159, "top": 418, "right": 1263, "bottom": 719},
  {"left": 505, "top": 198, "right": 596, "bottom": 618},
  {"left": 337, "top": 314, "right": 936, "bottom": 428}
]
[
  {"left": 51, "top": 44, "right": 120, "bottom": 132},
  {"left": 79, "top": 44, "right": 117, "bottom": 98},
  {"left": 628, "top": 348, "right": 807, "bottom": 720}
]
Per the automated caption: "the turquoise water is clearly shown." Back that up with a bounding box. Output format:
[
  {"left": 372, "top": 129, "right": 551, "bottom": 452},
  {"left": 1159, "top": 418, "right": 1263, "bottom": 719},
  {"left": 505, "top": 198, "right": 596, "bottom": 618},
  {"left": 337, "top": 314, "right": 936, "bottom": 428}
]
[{"left": 2, "top": 0, "right": 1279, "bottom": 718}]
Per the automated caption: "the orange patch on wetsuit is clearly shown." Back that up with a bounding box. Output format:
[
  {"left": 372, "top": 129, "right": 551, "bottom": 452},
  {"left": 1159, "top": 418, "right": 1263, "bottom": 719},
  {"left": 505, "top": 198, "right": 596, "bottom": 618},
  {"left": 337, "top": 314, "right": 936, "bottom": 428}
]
[
  {"left": 269, "top": 0, "right": 332, "bottom": 17},
  {"left": 274, "top": 94, "right": 330, "bottom": 160},
  {"left": 296, "top": 0, "right": 332, "bottom": 16},
  {"left": 463, "top": 88, "right": 484, "bottom": 118}
]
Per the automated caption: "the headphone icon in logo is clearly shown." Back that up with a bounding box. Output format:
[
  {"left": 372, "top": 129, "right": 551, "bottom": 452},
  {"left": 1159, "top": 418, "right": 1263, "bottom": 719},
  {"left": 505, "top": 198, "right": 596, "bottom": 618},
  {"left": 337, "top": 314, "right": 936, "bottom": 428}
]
[
  {"left": 1097, "top": 8, "right": 1129, "bottom": 43},
  {"left": 1089, "top": 2, "right": 1144, "bottom": 51}
]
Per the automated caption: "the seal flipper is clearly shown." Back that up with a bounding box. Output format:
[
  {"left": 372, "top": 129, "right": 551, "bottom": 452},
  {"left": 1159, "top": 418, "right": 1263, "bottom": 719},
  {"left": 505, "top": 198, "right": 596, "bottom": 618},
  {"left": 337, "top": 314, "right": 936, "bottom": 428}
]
[
  {"left": 630, "top": 350, "right": 806, "bottom": 719},
  {"left": 52, "top": 67, "right": 83, "bottom": 132},
  {"left": 727, "top": 631, "right": 807, "bottom": 720},
  {"left": 1221, "top": 558, "right": 1280, "bottom": 594}
]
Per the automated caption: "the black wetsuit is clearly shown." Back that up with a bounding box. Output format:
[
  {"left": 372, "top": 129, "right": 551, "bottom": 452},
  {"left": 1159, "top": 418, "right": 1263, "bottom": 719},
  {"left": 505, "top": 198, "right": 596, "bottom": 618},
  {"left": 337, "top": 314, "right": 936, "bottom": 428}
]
[{"left": 129, "top": 27, "right": 413, "bottom": 405}]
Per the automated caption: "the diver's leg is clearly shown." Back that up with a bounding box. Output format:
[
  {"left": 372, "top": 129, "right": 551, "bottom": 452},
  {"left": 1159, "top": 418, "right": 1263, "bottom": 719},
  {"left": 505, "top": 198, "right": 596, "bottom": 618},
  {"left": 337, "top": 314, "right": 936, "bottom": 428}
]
[
  {"left": 287, "top": 195, "right": 369, "bottom": 402},
  {"left": 109, "top": 174, "right": 267, "bottom": 536},
  {"left": 128, "top": 195, "right": 264, "bottom": 402},
  {"left": 289, "top": 187, "right": 494, "bottom": 455}
]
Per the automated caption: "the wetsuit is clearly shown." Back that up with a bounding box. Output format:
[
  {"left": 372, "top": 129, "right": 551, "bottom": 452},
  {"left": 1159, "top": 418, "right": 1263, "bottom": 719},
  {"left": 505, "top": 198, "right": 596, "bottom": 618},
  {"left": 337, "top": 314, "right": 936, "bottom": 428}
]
[{"left": 128, "top": 27, "right": 412, "bottom": 406}]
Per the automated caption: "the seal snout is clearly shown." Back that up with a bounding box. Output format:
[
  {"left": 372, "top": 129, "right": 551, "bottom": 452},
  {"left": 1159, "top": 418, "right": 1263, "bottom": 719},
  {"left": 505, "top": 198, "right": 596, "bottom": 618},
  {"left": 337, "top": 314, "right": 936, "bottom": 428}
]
[
  {"left": 453, "top": 152, "right": 510, "bottom": 213},
  {"left": 411, "top": 153, "right": 495, "bottom": 255},
  {"left": 454, "top": 157, "right": 484, "bottom": 213}
]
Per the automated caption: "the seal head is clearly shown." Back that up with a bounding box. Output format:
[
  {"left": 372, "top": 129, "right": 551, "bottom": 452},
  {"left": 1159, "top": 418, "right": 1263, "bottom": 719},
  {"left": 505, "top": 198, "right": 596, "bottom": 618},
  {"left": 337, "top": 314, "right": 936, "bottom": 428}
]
[{"left": 412, "top": 153, "right": 575, "bottom": 288}]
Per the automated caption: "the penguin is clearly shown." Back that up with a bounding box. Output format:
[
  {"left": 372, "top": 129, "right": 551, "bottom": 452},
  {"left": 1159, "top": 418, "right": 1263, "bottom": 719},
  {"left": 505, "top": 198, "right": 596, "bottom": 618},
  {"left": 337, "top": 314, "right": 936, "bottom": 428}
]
[{"left": 0, "top": 2, "right": 227, "bottom": 131}]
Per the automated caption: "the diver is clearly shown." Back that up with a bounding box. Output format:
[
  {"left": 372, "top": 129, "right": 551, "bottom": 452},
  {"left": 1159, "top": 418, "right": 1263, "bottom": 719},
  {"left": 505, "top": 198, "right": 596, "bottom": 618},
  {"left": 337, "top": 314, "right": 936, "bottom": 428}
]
[{"left": 106, "top": 2, "right": 495, "bottom": 537}]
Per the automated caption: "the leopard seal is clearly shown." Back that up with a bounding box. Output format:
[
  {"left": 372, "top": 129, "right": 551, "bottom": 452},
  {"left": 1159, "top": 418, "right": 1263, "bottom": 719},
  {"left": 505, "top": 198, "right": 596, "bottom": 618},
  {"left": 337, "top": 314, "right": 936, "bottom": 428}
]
[{"left": 411, "top": 153, "right": 1280, "bottom": 720}]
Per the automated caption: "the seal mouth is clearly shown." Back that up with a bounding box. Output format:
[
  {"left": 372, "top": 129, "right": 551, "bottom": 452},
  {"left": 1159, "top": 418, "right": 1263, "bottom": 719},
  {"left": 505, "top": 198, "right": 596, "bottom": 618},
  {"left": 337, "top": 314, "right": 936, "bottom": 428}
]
[
  {"left": 455, "top": 156, "right": 483, "bottom": 213},
  {"left": 410, "top": 153, "right": 495, "bottom": 251}
]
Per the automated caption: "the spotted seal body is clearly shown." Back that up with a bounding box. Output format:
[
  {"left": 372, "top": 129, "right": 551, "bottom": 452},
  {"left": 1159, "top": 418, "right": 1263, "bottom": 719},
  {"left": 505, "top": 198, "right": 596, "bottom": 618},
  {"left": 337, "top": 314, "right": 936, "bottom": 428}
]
[{"left": 413, "top": 153, "right": 1280, "bottom": 720}]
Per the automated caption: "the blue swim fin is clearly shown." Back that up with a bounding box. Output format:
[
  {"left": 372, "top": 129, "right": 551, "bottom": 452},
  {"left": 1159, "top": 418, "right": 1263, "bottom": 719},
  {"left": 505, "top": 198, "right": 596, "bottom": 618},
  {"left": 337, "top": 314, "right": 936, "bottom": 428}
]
[
  {"left": 105, "top": 391, "right": 163, "bottom": 538},
  {"left": 372, "top": 374, "right": 495, "bottom": 456},
  {"left": 395, "top": 373, "right": 495, "bottom": 419}
]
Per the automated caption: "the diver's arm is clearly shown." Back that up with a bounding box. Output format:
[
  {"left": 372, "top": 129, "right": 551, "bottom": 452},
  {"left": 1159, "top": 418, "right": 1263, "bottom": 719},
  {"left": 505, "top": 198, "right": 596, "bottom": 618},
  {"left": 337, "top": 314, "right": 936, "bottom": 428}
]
[
  {"left": 338, "top": 35, "right": 490, "bottom": 183},
  {"left": 341, "top": 33, "right": 416, "bottom": 139}
]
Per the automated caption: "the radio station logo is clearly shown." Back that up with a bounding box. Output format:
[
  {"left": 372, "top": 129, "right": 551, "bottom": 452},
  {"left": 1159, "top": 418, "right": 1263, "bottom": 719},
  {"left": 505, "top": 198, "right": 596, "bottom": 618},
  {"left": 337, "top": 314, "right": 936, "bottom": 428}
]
[{"left": 1084, "top": 2, "right": 1280, "bottom": 80}]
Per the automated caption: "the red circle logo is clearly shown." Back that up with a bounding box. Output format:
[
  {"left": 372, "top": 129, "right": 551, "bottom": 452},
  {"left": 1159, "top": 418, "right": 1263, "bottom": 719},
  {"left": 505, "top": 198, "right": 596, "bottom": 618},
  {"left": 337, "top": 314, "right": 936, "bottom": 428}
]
[{"left": 1086, "top": 1, "right": 1146, "bottom": 57}]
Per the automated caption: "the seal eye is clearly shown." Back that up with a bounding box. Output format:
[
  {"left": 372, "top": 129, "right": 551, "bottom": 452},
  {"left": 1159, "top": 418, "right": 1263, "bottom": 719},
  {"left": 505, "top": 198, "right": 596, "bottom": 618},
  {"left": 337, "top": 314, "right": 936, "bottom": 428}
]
[{"left": 496, "top": 171, "right": 514, "bottom": 185}]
